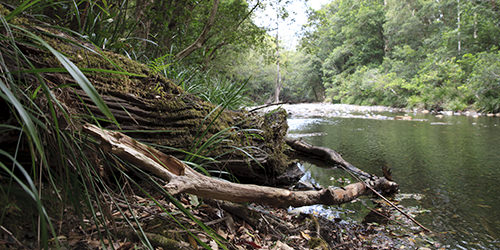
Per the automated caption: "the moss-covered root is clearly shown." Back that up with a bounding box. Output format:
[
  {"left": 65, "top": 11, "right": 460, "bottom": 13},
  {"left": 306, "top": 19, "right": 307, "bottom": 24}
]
[
  {"left": 144, "top": 232, "right": 191, "bottom": 250},
  {"left": 120, "top": 230, "right": 192, "bottom": 249}
]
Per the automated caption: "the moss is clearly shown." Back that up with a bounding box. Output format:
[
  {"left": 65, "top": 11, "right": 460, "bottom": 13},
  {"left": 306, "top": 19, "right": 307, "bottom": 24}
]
[
  {"left": 308, "top": 237, "right": 329, "bottom": 249},
  {"left": 0, "top": 4, "right": 10, "bottom": 16},
  {"left": 37, "top": 35, "right": 162, "bottom": 98},
  {"left": 23, "top": 26, "right": 199, "bottom": 115},
  {"left": 15, "top": 23, "right": 292, "bottom": 180},
  {"left": 259, "top": 108, "right": 290, "bottom": 174},
  {"left": 0, "top": 4, "right": 29, "bottom": 25}
]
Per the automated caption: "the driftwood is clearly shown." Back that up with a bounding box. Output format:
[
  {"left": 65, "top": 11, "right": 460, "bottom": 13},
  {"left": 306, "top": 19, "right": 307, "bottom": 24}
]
[
  {"left": 285, "top": 138, "right": 372, "bottom": 179},
  {"left": 247, "top": 102, "right": 293, "bottom": 112},
  {"left": 6, "top": 20, "right": 399, "bottom": 208},
  {"left": 285, "top": 138, "right": 431, "bottom": 232},
  {"left": 83, "top": 123, "right": 398, "bottom": 208}
]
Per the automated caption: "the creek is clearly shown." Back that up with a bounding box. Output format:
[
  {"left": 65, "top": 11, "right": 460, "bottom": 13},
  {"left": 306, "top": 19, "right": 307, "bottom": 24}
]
[{"left": 280, "top": 104, "right": 500, "bottom": 249}]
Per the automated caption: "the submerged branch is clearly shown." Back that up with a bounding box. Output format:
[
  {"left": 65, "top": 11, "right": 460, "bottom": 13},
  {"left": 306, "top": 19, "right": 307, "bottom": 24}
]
[
  {"left": 285, "top": 138, "right": 431, "bottom": 232},
  {"left": 285, "top": 138, "right": 372, "bottom": 179}
]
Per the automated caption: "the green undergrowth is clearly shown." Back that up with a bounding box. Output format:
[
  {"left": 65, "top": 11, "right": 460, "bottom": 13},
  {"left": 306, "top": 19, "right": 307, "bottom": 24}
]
[
  {"left": 0, "top": 3, "right": 246, "bottom": 249},
  {"left": 149, "top": 53, "right": 251, "bottom": 110}
]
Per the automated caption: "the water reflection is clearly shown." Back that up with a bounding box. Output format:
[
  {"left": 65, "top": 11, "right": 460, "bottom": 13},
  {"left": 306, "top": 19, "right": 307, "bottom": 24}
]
[{"left": 288, "top": 114, "right": 500, "bottom": 249}]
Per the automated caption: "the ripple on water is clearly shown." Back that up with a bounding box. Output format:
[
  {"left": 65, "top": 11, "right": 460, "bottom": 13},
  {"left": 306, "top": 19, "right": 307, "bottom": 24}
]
[
  {"left": 287, "top": 132, "right": 327, "bottom": 138},
  {"left": 287, "top": 118, "right": 324, "bottom": 131},
  {"left": 285, "top": 110, "right": 500, "bottom": 249}
]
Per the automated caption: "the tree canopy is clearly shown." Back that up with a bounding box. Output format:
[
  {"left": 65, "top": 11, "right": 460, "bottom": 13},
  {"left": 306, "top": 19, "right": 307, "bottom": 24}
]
[
  {"left": 12, "top": 0, "right": 499, "bottom": 111},
  {"left": 289, "top": 0, "right": 500, "bottom": 112}
]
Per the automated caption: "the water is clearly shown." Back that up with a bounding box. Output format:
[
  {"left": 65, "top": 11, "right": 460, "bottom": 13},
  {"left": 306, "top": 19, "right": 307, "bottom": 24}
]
[{"left": 287, "top": 111, "right": 500, "bottom": 249}]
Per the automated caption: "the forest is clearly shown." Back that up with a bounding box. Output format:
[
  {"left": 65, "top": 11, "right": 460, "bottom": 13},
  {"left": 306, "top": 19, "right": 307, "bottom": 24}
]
[
  {"left": 0, "top": 0, "right": 499, "bottom": 249},
  {"left": 301, "top": 0, "right": 500, "bottom": 112},
  {"left": 3, "top": 0, "right": 496, "bottom": 112},
  {"left": 244, "top": 0, "right": 500, "bottom": 113}
]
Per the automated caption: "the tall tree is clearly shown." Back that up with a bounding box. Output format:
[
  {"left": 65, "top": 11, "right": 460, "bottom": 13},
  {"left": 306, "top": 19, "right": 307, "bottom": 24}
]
[{"left": 274, "top": 10, "right": 282, "bottom": 103}]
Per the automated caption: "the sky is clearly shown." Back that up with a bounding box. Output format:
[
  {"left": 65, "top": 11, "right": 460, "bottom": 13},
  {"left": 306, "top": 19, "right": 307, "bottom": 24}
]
[{"left": 252, "top": 0, "right": 331, "bottom": 49}]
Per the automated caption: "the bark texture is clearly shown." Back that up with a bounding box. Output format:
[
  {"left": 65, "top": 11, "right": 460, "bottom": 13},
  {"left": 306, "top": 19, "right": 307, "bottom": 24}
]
[
  {"left": 84, "top": 123, "right": 399, "bottom": 207},
  {"left": 6, "top": 22, "right": 398, "bottom": 191},
  {"left": 7, "top": 24, "right": 290, "bottom": 184}
]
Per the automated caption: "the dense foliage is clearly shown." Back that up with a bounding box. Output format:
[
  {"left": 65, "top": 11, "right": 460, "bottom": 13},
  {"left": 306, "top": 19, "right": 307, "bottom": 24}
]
[
  {"left": 0, "top": 0, "right": 268, "bottom": 108},
  {"left": 3, "top": 0, "right": 499, "bottom": 248},
  {"left": 7, "top": 0, "right": 498, "bottom": 110},
  {"left": 0, "top": 1, "right": 268, "bottom": 248},
  {"left": 295, "top": 0, "right": 500, "bottom": 112}
]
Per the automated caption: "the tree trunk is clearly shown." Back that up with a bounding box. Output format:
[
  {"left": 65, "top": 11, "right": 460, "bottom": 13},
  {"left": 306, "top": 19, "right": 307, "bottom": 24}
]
[
  {"left": 202, "top": 0, "right": 260, "bottom": 66},
  {"left": 274, "top": 18, "right": 281, "bottom": 104},
  {"left": 8, "top": 23, "right": 398, "bottom": 192},
  {"left": 457, "top": 0, "right": 461, "bottom": 55},
  {"left": 10, "top": 24, "right": 289, "bottom": 185}
]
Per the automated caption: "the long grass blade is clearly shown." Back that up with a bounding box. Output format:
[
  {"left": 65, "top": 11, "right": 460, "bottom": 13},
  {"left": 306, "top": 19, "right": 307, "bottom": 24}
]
[
  {"left": 18, "top": 67, "right": 147, "bottom": 78},
  {"left": 0, "top": 150, "right": 58, "bottom": 249},
  {"left": 129, "top": 168, "right": 226, "bottom": 250},
  {"left": 5, "top": 0, "right": 42, "bottom": 21},
  {"left": 12, "top": 25, "right": 120, "bottom": 128},
  {"left": 0, "top": 78, "right": 44, "bottom": 158}
]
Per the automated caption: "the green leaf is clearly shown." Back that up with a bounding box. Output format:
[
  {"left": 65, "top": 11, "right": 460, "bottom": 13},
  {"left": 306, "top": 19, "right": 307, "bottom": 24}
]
[
  {"left": 0, "top": 78, "right": 44, "bottom": 157},
  {"left": 19, "top": 67, "right": 146, "bottom": 77}
]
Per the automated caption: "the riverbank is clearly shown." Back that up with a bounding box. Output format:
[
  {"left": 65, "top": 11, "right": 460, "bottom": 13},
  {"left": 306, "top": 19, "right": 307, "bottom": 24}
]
[
  {"left": 251, "top": 103, "right": 500, "bottom": 119},
  {"left": 0, "top": 179, "right": 427, "bottom": 249}
]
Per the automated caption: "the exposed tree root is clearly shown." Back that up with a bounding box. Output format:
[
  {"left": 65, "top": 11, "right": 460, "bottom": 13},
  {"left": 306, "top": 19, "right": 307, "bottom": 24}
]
[
  {"left": 83, "top": 123, "right": 398, "bottom": 208},
  {"left": 118, "top": 229, "right": 191, "bottom": 250}
]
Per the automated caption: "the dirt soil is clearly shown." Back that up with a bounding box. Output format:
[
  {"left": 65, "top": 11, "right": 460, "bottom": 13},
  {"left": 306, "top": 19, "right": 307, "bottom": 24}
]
[{"left": 0, "top": 179, "right": 440, "bottom": 250}]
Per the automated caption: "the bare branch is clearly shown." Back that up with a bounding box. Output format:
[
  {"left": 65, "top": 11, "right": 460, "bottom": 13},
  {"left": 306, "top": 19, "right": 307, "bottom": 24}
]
[
  {"left": 83, "top": 123, "right": 398, "bottom": 208},
  {"left": 175, "top": 0, "right": 220, "bottom": 60}
]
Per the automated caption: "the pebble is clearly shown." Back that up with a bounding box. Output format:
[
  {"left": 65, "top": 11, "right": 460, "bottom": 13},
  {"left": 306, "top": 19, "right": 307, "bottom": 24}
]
[{"left": 251, "top": 104, "right": 500, "bottom": 120}]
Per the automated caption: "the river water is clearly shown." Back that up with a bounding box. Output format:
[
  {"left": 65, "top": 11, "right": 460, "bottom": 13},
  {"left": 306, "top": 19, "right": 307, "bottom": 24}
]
[{"left": 277, "top": 104, "right": 499, "bottom": 249}]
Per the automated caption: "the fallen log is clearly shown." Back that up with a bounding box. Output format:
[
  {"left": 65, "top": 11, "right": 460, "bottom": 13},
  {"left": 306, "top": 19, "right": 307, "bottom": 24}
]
[
  {"left": 0, "top": 21, "right": 292, "bottom": 184},
  {"left": 285, "top": 138, "right": 372, "bottom": 179},
  {"left": 83, "top": 123, "right": 398, "bottom": 208},
  {"left": 285, "top": 138, "right": 431, "bottom": 232}
]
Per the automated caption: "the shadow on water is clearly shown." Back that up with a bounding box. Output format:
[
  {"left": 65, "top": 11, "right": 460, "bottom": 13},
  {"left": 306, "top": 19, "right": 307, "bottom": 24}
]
[{"left": 287, "top": 113, "right": 500, "bottom": 249}]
